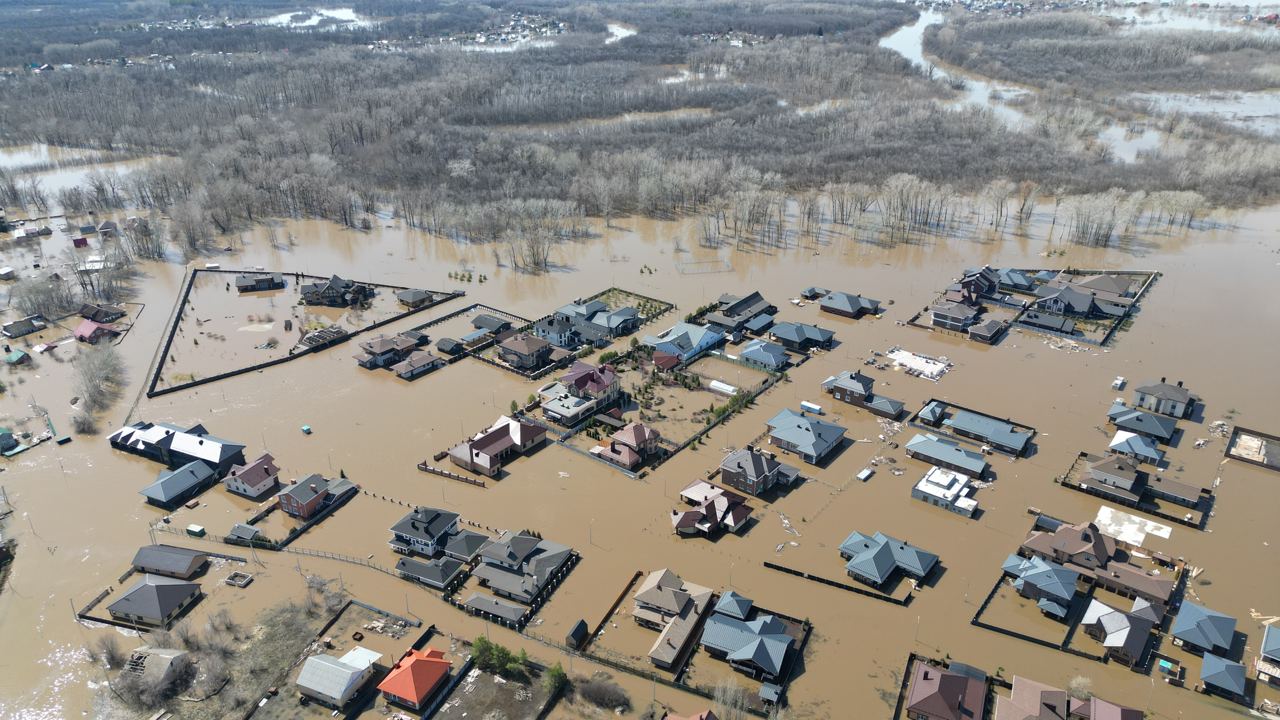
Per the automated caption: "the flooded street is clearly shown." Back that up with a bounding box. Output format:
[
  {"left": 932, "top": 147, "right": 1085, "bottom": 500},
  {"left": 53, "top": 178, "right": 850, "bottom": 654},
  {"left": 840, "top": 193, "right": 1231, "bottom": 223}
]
[{"left": 0, "top": 191, "right": 1278, "bottom": 718}]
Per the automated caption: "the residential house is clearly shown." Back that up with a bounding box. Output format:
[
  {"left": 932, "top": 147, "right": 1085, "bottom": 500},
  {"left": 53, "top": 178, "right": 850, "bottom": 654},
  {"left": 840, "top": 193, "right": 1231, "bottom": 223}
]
[
  {"left": 1107, "top": 402, "right": 1177, "bottom": 443},
  {"left": 395, "top": 288, "right": 435, "bottom": 309},
  {"left": 74, "top": 319, "right": 119, "bottom": 344},
  {"left": 766, "top": 409, "right": 846, "bottom": 465},
  {"left": 957, "top": 266, "right": 1000, "bottom": 304},
  {"left": 139, "top": 461, "right": 217, "bottom": 508},
  {"left": 642, "top": 322, "right": 724, "bottom": 363},
  {"left": 592, "top": 421, "right": 661, "bottom": 470},
  {"left": 819, "top": 291, "right": 881, "bottom": 319},
  {"left": 743, "top": 313, "right": 774, "bottom": 336},
  {"left": 4, "top": 349, "right": 28, "bottom": 366},
  {"left": 719, "top": 446, "right": 801, "bottom": 497},
  {"left": 632, "top": 569, "right": 713, "bottom": 669},
  {"left": 497, "top": 333, "right": 552, "bottom": 370},
  {"left": 130, "top": 545, "right": 208, "bottom": 579},
  {"left": 536, "top": 299, "right": 640, "bottom": 348},
  {"left": 396, "top": 556, "right": 465, "bottom": 590},
  {"left": 79, "top": 303, "right": 126, "bottom": 323},
  {"left": 967, "top": 318, "right": 1008, "bottom": 344},
  {"left": 821, "top": 370, "right": 905, "bottom": 419},
  {"left": 472, "top": 314, "right": 513, "bottom": 335},
  {"left": 378, "top": 648, "right": 451, "bottom": 711},
  {"left": 2, "top": 315, "right": 46, "bottom": 338},
  {"left": 388, "top": 506, "right": 460, "bottom": 557},
  {"left": 912, "top": 466, "right": 979, "bottom": 518},
  {"left": 539, "top": 361, "right": 620, "bottom": 424},
  {"left": 107, "top": 574, "right": 201, "bottom": 628},
  {"left": 1200, "top": 654, "right": 1247, "bottom": 703},
  {"left": 108, "top": 421, "right": 246, "bottom": 476},
  {"left": 436, "top": 338, "right": 464, "bottom": 356},
  {"left": 1080, "top": 599, "right": 1154, "bottom": 666},
  {"left": 769, "top": 322, "right": 834, "bottom": 351},
  {"left": 448, "top": 416, "right": 546, "bottom": 477},
  {"left": 1086, "top": 453, "right": 1141, "bottom": 493},
  {"left": 1033, "top": 275, "right": 1133, "bottom": 318},
  {"left": 296, "top": 647, "right": 382, "bottom": 708},
  {"left": 801, "top": 287, "right": 830, "bottom": 300},
  {"left": 930, "top": 302, "right": 979, "bottom": 332},
  {"left": 276, "top": 474, "right": 354, "bottom": 520},
  {"left": 1133, "top": 378, "right": 1195, "bottom": 418},
  {"left": 472, "top": 530, "right": 572, "bottom": 604},
  {"left": 353, "top": 331, "right": 428, "bottom": 369},
  {"left": 904, "top": 661, "right": 987, "bottom": 720},
  {"left": 704, "top": 291, "right": 775, "bottom": 333},
  {"left": 1021, "top": 521, "right": 1175, "bottom": 607},
  {"left": 1259, "top": 626, "right": 1280, "bottom": 686},
  {"left": 234, "top": 273, "right": 285, "bottom": 293},
  {"left": 300, "top": 275, "right": 374, "bottom": 307},
  {"left": 929, "top": 404, "right": 1033, "bottom": 456},
  {"left": 699, "top": 592, "right": 795, "bottom": 681},
  {"left": 839, "top": 531, "right": 938, "bottom": 589},
  {"left": 995, "top": 675, "right": 1142, "bottom": 720},
  {"left": 213, "top": 448, "right": 276, "bottom": 497},
  {"left": 1108, "top": 431, "right": 1164, "bottom": 465},
  {"left": 672, "top": 482, "right": 753, "bottom": 537},
  {"left": 393, "top": 350, "right": 444, "bottom": 380},
  {"left": 1019, "top": 311, "right": 1076, "bottom": 335},
  {"left": 738, "top": 339, "right": 789, "bottom": 371},
  {"left": 1001, "top": 554, "right": 1079, "bottom": 619},
  {"left": 996, "top": 268, "right": 1036, "bottom": 293},
  {"left": 98, "top": 220, "right": 119, "bottom": 236},
  {"left": 1171, "top": 602, "right": 1236, "bottom": 655},
  {"left": 123, "top": 646, "right": 190, "bottom": 693},
  {"left": 905, "top": 434, "right": 989, "bottom": 477}
]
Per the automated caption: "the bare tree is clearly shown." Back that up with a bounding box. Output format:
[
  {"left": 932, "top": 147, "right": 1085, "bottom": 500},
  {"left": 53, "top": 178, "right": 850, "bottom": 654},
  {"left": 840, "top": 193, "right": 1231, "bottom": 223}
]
[
  {"left": 73, "top": 344, "right": 126, "bottom": 414},
  {"left": 713, "top": 677, "right": 751, "bottom": 720}
]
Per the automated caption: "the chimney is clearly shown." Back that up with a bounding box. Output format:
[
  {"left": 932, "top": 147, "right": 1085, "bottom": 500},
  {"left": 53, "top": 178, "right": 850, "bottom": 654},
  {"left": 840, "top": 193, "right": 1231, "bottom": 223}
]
[
  {"left": 1160, "top": 376, "right": 1166, "bottom": 383},
  {"left": 1176, "top": 380, "right": 1183, "bottom": 388},
  {"left": 309, "top": 483, "right": 318, "bottom": 492}
]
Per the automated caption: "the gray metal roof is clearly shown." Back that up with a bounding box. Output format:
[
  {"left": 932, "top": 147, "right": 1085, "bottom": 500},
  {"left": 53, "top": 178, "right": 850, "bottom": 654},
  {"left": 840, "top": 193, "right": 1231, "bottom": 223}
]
[
  {"left": 107, "top": 574, "right": 199, "bottom": 621},
  {"left": 1134, "top": 381, "right": 1192, "bottom": 404},
  {"left": 715, "top": 591, "right": 754, "bottom": 620},
  {"left": 1171, "top": 602, "right": 1236, "bottom": 652},
  {"left": 943, "top": 409, "right": 1032, "bottom": 453},
  {"left": 131, "top": 545, "right": 208, "bottom": 577},
  {"left": 820, "top": 291, "right": 880, "bottom": 315},
  {"left": 397, "top": 557, "right": 463, "bottom": 588},
  {"left": 767, "top": 409, "right": 846, "bottom": 459},
  {"left": 1002, "top": 554, "right": 1078, "bottom": 605},
  {"left": 1108, "top": 402, "right": 1177, "bottom": 441},
  {"left": 840, "top": 531, "right": 938, "bottom": 585},
  {"left": 1200, "top": 654, "right": 1246, "bottom": 695},
  {"left": 139, "top": 461, "right": 215, "bottom": 503},
  {"left": 905, "top": 434, "right": 988, "bottom": 476},
  {"left": 390, "top": 507, "right": 459, "bottom": 545},
  {"left": 701, "top": 613, "right": 791, "bottom": 677}
]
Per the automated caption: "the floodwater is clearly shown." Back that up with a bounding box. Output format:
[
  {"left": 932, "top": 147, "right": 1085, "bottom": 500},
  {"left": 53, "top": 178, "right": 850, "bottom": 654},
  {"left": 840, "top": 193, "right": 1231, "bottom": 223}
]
[
  {"left": 1133, "top": 90, "right": 1280, "bottom": 137},
  {"left": 1, "top": 198, "right": 1278, "bottom": 718},
  {"left": 0, "top": 144, "right": 108, "bottom": 173}
]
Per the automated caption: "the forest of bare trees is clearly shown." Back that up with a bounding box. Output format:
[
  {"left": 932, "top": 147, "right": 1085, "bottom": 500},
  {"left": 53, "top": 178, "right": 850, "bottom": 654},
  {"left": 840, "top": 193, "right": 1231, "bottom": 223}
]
[{"left": 0, "top": 0, "right": 1277, "bottom": 256}]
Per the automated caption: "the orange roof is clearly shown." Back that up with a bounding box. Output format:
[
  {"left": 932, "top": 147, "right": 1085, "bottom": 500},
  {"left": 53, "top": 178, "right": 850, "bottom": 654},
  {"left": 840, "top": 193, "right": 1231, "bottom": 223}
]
[{"left": 376, "top": 648, "right": 451, "bottom": 703}]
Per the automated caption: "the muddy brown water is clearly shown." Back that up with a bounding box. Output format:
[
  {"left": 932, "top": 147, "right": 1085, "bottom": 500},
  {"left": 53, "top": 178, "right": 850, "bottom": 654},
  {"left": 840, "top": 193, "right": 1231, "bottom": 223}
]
[{"left": 0, "top": 205, "right": 1277, "bottom": 720}]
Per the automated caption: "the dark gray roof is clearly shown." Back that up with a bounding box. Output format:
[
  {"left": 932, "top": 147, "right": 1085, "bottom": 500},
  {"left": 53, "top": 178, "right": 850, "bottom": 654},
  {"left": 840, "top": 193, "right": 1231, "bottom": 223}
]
[
  {"left": 473, "top": 314, "right": 511, "bottom": 332},
  {"left": 820, "top": 291, "right": 880, "bottom": 315},
  {"left": 1200, "top": 654, "right": 1246, "bottom": 695},
  {"left": 1108, "top": 402, "right": 1177, "bottom": 441},
  {"left": 767, "top": 409, "right": 846, "bottom": 459},
  {"left": 390, "top": 507, "right": 459, "bottom": 544},
  {"left": 140, "top": 461, "right": 215, "bottom": 504},
  {"left": 277, "top": 474, "right": 332, "bottom": 505},
  {"left": 840, "top": 531, "right": 938, "bottom": 585},
  {"left": 131, "top": 545, "right": 208, "bottom": 577},
  {"left": 463, "top": 593, "right": 525, "bottom": 622},
  {"left": 108, "top": 574, "right": 199, "bottom": 621},
  {"left": 397, "top": 557, "right": 464, "bottom": 589},
  {"left": 443, "top": 529, "right": 490, "bottom": 560},
  {"left": 720, "top": 448, "right": 780, "bottom": 482},
  {"left": 1135, "top": 381, "right": 1192, "bottom": 404},
  {"left": 943, "top": 409, "right": 1032, "bottom": 453},
  {"left": 771, "top": 322, "right": 833, "bottom": 346},
  {"left": 931, "top": 302, "right": 979, "bottom": 322}
]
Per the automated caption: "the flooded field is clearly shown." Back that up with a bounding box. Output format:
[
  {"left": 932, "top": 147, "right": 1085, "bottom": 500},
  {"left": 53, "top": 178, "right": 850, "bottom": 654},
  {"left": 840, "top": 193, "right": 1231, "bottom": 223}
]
[{"left": 0, "top": 195, "right": 1277, "bottom": 720}]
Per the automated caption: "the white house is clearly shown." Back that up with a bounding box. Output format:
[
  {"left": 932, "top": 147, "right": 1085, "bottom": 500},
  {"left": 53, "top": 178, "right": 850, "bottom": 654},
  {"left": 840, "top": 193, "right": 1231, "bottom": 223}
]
[{"left": 296, "top": 646, "right": 382, "bottom": 708}]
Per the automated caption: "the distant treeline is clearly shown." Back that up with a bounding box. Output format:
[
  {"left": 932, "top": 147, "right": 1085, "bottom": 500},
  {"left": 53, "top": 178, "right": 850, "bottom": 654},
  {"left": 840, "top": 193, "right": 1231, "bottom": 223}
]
[
  {"left": 2, "top": 0, "right": 1279, "bottom": 245},
  {"left": 924, "top": 13, "right": 1280, "bottom": 93}
]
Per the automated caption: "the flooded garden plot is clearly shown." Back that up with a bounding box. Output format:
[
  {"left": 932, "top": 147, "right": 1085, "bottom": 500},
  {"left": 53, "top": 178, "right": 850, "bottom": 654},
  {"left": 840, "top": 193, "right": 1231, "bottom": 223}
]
[
  {"left": 1225, "top": 426, "right": 1280, "bottom": 472},
  {"left": 1057, "top": 453, "right": 1211, "bottom": 530},
  {"left": 973, "top": 576, "right": 1084, "bottom": 650},
  {"left": 437, "top": 660, "right": 553, "bottom": 720},
  {"left": 253, "top": 600, "right": 424, "bottom": 720}
]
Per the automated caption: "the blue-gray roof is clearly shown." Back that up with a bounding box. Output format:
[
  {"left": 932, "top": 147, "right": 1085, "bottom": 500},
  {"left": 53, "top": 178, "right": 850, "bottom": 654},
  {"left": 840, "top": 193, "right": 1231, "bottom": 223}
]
[
  {"left": 715, "top": 591, "right": 754, "bottom": 620},
  {"left": 1172, "top": 602, "right": 1236, "bottom": 652},
  {"left": 701, "top": 613, "right": 791, "bottom": 677},
  {"left": 1108, "top": 402, "right": 1176, "bottom": 441},
  {"left": 140, "top": 461, "right": 215, "bottom": 503},
  {"left": 740, "top": 339, "right": 788, "bottom": 369},
  {"left": 905, "top": 434, "right": 988, "bottom": 476},
  {"left": 1200, "top": 654, "right": 1246, "bottom": 695},
  {"left": 767, "top": 409, "right": 846, "bottom": 459},
  {"left": 866, "top": 396, "right": 905, "bottom": 417},
  {"left": 840, "top": 531, "right": 937, "bottom": 585},
  {"left": 771, "top": 322, "right": 833, "bottom": 346},
  {"left": 744, "top": 313, "right": 774, "bottom": 333},
  {"left": 919, "top": 401, "right": 945, "bottom": 424},
  {"left": 1003, "top": 554, "right": 1078, "bottom": 605},
  {"left": 1037, "top": 598, "right": 1069, "bottom": 618},
  {"left": 1264, "top": 625, "right": 1280, "bottom": 663},
  {"left": 820, "top": 291, "right": 880, "bottom": 315},
  {"left": 944, "top": 409, "right": 1032, "bottom": 453},
  {"left": 1109, "top": 431, "right": 1165, "bottom": 464}
]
